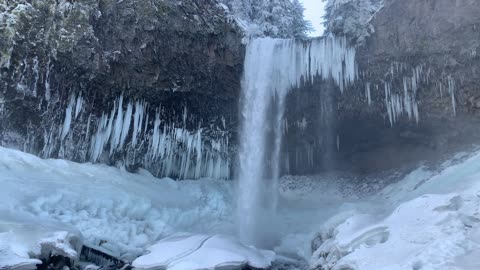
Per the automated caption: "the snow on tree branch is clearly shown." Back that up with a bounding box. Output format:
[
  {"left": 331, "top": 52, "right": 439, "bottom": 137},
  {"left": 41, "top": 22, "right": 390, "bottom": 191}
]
[
  {"left": 218, "top": 0, "right": 313, "bottom": 38},
  {"left": 323, "top": 0, "right": 384, "bottom": 44}
]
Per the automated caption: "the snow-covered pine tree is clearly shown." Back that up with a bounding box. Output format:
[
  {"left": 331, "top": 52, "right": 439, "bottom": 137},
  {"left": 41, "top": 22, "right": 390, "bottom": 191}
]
[
  {"left": 322, "top": 0, "right": 384, "bottom": 44},
  {"left": 291, "top": 0, "right": 313, "bottom": 38},
  {"left": 219, "top": 0, "right": 312, "bottom": 38}
]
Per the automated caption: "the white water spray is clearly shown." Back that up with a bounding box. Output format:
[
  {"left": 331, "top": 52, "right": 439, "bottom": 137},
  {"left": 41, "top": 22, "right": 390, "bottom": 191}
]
[{"left": 237, "top": 36, "right": 356, "bottom": 246}]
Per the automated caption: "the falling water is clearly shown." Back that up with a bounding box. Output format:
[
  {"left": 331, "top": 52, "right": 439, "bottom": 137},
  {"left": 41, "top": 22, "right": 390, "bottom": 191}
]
[{"left": 237, "top": 36, "right": 356, "bottom": 247}]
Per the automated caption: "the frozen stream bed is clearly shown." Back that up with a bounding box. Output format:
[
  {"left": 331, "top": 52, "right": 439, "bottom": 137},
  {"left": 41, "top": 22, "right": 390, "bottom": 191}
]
[{"left": 1, "top": 146, "right": 480, "bottom": 269}]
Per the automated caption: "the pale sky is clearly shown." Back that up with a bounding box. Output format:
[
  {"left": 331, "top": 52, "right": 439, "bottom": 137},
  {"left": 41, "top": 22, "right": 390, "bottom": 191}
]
[{"left": 300, "top": 0, "right": 326, "bottom": 37}]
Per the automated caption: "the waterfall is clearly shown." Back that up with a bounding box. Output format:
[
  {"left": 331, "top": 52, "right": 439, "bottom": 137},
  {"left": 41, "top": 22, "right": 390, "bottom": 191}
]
[{"left": 237, "top": 36, "right": 356, "bottom": 247}]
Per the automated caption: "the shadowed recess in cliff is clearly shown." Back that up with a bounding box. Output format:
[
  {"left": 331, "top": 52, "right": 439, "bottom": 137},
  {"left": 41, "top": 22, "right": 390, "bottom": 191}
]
[{"left": 237, "top": 35, "right": 356, "bottom": 247}]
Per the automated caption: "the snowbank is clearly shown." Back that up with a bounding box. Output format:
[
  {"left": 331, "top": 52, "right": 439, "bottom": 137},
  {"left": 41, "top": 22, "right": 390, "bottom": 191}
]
[{"left": 309, "top": 151, "right": 480, "bottom": 270}]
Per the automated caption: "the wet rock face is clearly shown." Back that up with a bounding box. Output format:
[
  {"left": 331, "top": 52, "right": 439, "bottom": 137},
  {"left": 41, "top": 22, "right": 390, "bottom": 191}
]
[
  {"left": 0, "top": 0, "right": 244, "bottom": 179},
  {"left": 285, "top": 0, "right": 480, "bottom": 175}
]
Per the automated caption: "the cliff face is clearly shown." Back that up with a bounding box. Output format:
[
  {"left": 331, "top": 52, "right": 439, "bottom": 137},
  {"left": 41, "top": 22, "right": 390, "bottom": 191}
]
[
  {"left": 2, "top": 0, "right": 480, "bottom": 179},
  {"left": 0, "top": 0, "right": 244, "bottom": 179},
  {"left": 349, "top": 0, "right": 480, "bottom": 170},
  {"left": 285, "top": 0, "right": 480, "bottom": 175}
]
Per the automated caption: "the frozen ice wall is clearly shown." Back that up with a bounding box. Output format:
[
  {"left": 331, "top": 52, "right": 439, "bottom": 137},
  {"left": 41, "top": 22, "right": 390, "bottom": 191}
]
[{"left": 237, "top": 36, "right": 356, "bottom": 247}]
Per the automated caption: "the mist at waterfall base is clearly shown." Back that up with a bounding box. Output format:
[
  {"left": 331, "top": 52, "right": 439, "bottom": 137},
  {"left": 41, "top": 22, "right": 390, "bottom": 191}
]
[{"left": 236, "top": 36, "right": 355, "bottom": 248}]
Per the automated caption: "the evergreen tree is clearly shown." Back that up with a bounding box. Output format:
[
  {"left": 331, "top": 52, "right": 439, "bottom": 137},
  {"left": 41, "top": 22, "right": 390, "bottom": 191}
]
[
  {"left": 291, "top": 0, "right": 313, "bottom": 38},
  {"left": 322, "top": 0, "right": 384, "bottom": 43},
  {"left": 219, "top": 0, "right": 312, "bottom": 38}
]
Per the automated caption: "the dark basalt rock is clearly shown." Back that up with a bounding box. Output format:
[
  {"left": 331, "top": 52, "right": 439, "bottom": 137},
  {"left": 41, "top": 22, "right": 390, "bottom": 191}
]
[
  {"left": 37, "top": 255, "right": 75, "bottom": 270},
  {"left": 80, "top": 245, "right": 129, "bottom": 269}
]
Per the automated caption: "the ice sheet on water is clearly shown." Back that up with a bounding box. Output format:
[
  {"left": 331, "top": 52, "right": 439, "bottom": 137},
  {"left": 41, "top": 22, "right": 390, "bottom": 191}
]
[{"left": 132, "top": 234, "right": 275, "bottom": 270}]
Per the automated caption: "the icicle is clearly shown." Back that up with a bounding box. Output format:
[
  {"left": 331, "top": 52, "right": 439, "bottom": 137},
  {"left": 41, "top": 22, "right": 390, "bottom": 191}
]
[
  {"left": 45, "top": 58, "right": 52, "bottom": 101},
  {"left": 143, "top": 113, "right": 149, "bottom": 137},
  {"left": 194, "top": 130, "right": 202, "bottom": 179},
  {"left": 365, "top": 82, "right": 371, "bottom": 105},
  {"left": 50, "top": 91, "right": 231, "bottom": 180},
  {"left": 132, "top": 101, "right": 145, "bottom": 147},
  {"left": 385, "top": 83, "right": 393, "bottom": 127},
  {"left": 448, "top": 76, "right": 456, "bottom": 116},
  {"left": 110, "top": 95, "right": 124, "bottom": 154},
  {"left": 60, "top": 96, "right": 75, "bottom": 140},
  {"left": 105, "top": 106, "right": 115, "bottom": 144},
  {"left": 32, "top": 57, "right": 39, "bottom": 97},
  {"left": 119, "top": 101, "right": 133, "bottom": 149},
  {"left": 75, "top": 94, "right": 83, "bottom": 119},
  {"left": 89, "top": 114, "right": 108, "bottom": 162},
  {"left": 86, "top": 113, "right": 92, "bottom": 139},
  {"left": 413, "top": 101, "right": 419, "bottom": 124},
  {"left": 382, "top": 66, "right": 422, "bottom": 126},
  {"left": 403, "top": 77, "right": 412, "bottom": 120},
  {"left": 411, "top": 69, "right": 417, "bottom": 94},
  {"left": 150, "top": 112, "right": 162, "bottom": 159},
  {"left": 336, "top": 134, "right": 340, "bottom": 151},
  {"left": 183, "top": 106, "right": 188, "bottom": 127},
  {"left": 41, "top": 126, "right": 56, "bottom": 158},
  {"left": 89, "top": 103, "right": 116, "bottom": 162}
]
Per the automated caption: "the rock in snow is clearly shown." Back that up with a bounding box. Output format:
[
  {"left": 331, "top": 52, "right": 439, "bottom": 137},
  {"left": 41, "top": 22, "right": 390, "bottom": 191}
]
[
  {"left": 132, "top": 234, "right": 275, "bottom": 270},
  {"left": 0, "top": 216, "right": 82, "bottom": 270}
]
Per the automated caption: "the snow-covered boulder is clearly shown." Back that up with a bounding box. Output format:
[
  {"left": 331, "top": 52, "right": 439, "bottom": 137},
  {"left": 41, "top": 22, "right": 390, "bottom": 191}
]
[
  {"left": 0, "top": 214, "right": 83, "bottom": 270},
  {"left": 132, "top": 234, "right": 275, "bottom": 270}
]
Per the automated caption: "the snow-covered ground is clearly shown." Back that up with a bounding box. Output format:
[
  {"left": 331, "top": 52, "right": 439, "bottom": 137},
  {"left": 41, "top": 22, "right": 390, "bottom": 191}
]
[
  {"left": 0, "top": 147, "right": 235, "bottom": 262},
  {"left": 1, "top": 146, "right": 480, "bottom": 269}
]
